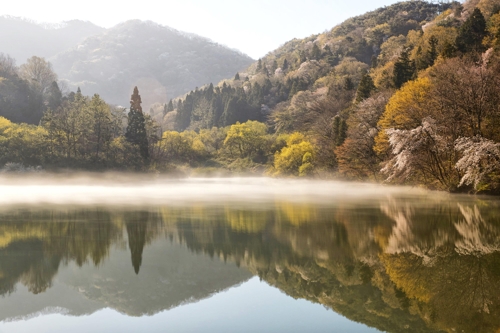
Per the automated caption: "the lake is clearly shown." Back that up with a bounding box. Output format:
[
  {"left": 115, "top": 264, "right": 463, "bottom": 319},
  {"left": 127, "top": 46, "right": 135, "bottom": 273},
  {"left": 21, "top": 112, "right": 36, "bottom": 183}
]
[{"left": 0, "top": 176, "right": 499, "bottom": 333}]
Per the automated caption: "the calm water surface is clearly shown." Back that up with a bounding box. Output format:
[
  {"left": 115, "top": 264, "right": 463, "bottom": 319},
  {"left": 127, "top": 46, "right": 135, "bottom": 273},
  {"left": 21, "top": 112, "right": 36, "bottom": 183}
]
[{"left": 0, "top": 177, "right": 499, "bottom": 333}]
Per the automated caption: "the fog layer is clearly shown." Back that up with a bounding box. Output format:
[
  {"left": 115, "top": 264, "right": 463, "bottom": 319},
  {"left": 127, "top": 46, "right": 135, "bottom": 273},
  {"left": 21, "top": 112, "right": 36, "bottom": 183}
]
[{"left": 0, "top": 175, "right": 436, "bottom": 207}]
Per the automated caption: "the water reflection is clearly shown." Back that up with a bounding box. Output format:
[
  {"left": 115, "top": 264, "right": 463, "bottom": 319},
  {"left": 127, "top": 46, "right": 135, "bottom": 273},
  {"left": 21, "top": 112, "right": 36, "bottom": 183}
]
[{"left": 1, "top": 192, "right": 500, "bottom": 332}]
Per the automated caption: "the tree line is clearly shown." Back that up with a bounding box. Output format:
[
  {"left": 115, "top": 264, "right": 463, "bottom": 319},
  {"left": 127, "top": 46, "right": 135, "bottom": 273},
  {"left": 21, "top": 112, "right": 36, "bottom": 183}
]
[{"left": 3, "top": 1, "right": 500, "bottom": 193}]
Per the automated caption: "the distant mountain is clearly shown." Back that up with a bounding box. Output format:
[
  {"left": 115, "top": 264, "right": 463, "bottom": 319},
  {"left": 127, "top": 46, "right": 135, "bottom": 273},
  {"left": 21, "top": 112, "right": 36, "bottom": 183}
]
[
  {"left": 0, "top": 237, "right": 252, "bottom": 320},
  {"left": 50, "top": 20, "right": 254, "bottom": 108},
  {"left": 0, "top": 16, "right": 104, "bottom": 63}
]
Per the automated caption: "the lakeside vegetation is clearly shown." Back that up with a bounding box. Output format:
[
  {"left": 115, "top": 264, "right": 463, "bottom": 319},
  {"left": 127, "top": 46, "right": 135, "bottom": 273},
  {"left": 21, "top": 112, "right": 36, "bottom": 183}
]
[{"left": 2, "top": 0, "right": 500, "bottom": 193}]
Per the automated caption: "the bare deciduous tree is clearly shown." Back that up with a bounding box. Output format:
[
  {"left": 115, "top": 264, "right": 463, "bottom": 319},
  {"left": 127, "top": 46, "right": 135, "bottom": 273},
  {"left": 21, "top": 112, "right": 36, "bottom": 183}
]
[{"left": 19, "top": 56, "right": 57, "bottom": 97}]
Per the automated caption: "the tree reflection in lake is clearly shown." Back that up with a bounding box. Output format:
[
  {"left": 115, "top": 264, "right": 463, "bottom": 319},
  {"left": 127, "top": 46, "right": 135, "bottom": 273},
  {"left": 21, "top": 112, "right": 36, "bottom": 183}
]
[{"left": 0, "top": 192, "right": 500, "bottom": 332}]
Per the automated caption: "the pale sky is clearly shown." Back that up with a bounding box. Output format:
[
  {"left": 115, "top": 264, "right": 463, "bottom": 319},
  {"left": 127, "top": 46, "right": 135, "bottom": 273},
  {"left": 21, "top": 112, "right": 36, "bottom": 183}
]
[{"left": 2, "top": 0, "right": 404, "bottom": 58}]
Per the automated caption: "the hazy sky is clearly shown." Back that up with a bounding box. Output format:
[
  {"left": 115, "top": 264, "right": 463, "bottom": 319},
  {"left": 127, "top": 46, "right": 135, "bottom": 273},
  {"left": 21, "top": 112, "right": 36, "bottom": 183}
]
[{"left": 2, "top": 0, "right": 403, "bottom": 58}]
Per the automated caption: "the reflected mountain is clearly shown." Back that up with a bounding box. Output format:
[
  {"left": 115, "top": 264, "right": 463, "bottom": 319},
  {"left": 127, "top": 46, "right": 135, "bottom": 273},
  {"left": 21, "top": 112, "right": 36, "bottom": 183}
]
[{"left": 1, "top": 193, "right": 500, "bottom": 332}]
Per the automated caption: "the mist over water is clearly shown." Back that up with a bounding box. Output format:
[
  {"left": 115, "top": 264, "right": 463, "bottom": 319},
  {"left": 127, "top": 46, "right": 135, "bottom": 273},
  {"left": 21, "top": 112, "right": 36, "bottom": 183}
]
[
  {"left": 1, "top": 174, "right": 500, "bottom": 333},
  {"left": 0, "top": 174, "right": 434, "bottom": 207}
]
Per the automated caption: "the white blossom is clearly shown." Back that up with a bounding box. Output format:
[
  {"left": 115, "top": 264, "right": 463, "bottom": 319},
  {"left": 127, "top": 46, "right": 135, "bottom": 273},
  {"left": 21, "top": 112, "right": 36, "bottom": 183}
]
[
  {"left": 455, "top": 136, "right": 500, "bottom": 189},
  {"left": 382, "top": 117, "right": 449, "bottom": 183}
]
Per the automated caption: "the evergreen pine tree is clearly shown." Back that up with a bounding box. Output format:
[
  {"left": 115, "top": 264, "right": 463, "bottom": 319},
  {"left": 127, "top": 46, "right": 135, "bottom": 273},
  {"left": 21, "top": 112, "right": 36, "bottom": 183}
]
[
  {"left": 168, "top": 99, "right": 174, "bottom": 112},
  {"left": 125, "top": 86, "right": 149, "bottom": 161},
  {"left": 234, "top": 72, "right": 240, "bottom": 80},
  {"left": 311, "top": 43, "right": 322, "bottom": 60},
  {"left": 282, "top": 59, "right": 289, "bottom": 72},
  {"left": 289, "top": 81, "right": 298, "bottom": 99},
  {"left": 257, "top": 59, "right": 262, "bottom": 72},
  {"left": 393, "top": 47, "right": 415, "bottom": 89},
  {"left": 456, "top": 8, "right": 487, "bottom": 54},
  {"left": 356, "top": 73, "right": 375, "bottom": 102},
  {"left": 343, "top": 76, "right": 355, "bottom": 91},
  {"left": 332, "top": 116, "right": 347, "bottom": 146},
  {"left": 426, "top": 35, "right": 439, "bottom": 67},
  {"left": 261, "top": 63, "right": 268, "bottom": 76},
  {"left": 46, "top": 81, "right": 62, "bottom": 111},
  {"left": 441, "top": 41, "right": 457, "bottom": 58}
]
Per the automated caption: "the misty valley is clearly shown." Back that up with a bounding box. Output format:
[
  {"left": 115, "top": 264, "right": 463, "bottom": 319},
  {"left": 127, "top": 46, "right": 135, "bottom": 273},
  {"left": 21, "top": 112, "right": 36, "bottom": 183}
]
[
  {"left": 2, "top": 0, "right": 500, "bottom": 332},
  {"left": 0, "top": 178, "right": 499, "bottom": 333}
]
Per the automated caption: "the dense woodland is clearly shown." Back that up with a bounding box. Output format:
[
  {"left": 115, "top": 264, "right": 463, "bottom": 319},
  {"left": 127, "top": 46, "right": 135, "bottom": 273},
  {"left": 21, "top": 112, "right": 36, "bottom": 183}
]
[{"left": 2, "top": 0, "right": 500, "bottom": 193}]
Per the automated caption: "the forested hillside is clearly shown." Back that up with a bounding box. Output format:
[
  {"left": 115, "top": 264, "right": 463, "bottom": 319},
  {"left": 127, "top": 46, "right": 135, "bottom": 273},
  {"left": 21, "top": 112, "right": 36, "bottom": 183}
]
[
  {"left": 2, "top": 0, "right": 500, "bottom": 194},
  {"left": 154, "top": 0, "right": 500, "bottom": 193},
  {"left": 166, "top": 0, "right": 447, "bottom": 132},
  {"left": 0, "top": 18, "right": 253, "bottom": 114},
  {"left": 51, "top": 20, "right": 254, "bottom": 108}
]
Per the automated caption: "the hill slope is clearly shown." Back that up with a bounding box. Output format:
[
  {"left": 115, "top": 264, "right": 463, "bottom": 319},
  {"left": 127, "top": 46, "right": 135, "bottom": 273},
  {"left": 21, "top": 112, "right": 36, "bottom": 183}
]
[
  {"left": 50, "top": 20, "right": 254, "bottom": 108},
  {"left": 0, "top": 17, "right": 104, "bottom": 63},
  {"left": 166, "top": 1, "right": 448, "bottom": 132}
]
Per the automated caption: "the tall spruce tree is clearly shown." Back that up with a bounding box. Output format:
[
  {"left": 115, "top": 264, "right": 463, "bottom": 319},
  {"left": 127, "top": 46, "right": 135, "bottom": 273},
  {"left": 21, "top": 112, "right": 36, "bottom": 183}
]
[
  {"left": 456, "top": 8, "right": 487, "bottom": 54},
  {"left": 125, "top": 86, "right": 149, "bottom": 161},
  {"left": 311, "top": 43, "right": 322, "bottom": 60},
  {"left": 46, "top": 81, "right": 62, "bottom": 111},
  {"left": 393, "top": 47, "right": 415, "bottom": 89},
  {"left": 426, "top": 35, "right": 439, "bottom": 67},
  {"left": 282, "top": 59, "right": 289, "bottom": 72},
  {"left": 356, "top": 73, "right": 375, "bottom": 102},
  {"left": 167, "top": 99, "right": 174, "bottom": 112},
  {"left": 343, "top": 76, "right": 355, "bottom": 91}
]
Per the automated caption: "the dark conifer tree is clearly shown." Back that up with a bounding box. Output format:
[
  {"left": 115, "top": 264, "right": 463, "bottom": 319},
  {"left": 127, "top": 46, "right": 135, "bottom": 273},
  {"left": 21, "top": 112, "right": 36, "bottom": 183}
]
[
  {"left": 311, "top": 43, "right": 322, "bottom": 60},
  {"left": 356, "top": 73, "right": 375, "bottom": 102},
  {"left": 261, "top": 64, "right": 268, "bottom": 76},
  {"left": 175, "top": 93, "right": 194, "bottom": 131},
  {"left": 333, "top": 115, "right": 347, "bottom": 146},
  {"left": 46, "top": 81, "right": 62, "bottom": 111},
  {"left": 441, "top": 41, "right": 457, "bottom": 58},
  {"left": 289, "top": 81, "right": 298, "bottom": 99},
  {"left": 426, "top": 35, "right": 439, "bottom": 67},
  {"left": 282, "top": 59, "right": 289, "bottom": 72},
  {"left": 393, "top": 47, "right": 415, "bottom": 89},
  {"left": 234, "top": 72, "right": 240, "bottom": 80},
  {"left": 125, "top": 86, "right": 149, "bottom": 160},
  {"left": 125, "top": 215, "right": 148, "bottom": 275},
  {"left": 167, "top": 99, "right": 174, "bottom": 112},
  {"left": 343, "top": 76, "right": 355, "bottom": 91},
  {"left": 456, "top": 8, "right": 487, "bottom": 54}
]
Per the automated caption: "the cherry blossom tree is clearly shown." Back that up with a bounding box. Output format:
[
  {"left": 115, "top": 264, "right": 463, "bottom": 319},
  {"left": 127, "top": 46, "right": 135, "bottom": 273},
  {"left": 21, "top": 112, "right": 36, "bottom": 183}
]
[{"left": 455, "top": 136, "right": 500, "bottom": 191}]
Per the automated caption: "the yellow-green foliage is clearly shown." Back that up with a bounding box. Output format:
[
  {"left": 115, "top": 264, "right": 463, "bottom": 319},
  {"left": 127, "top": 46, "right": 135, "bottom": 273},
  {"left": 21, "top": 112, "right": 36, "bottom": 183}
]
[
  {"left": 486, "top": 13, "right": 500, "bottom": 47},
  {"left": 0, "top": 116, "right": 47, "bottom": 166},
  {"left": 273, "top": 133, "right": 315, "bottom": 177},
  {"left": 374, "top": 77, "right": 433, "bottom": 156},
  {"left": 475, "top": 0, "right": 500, "bottom": 19},
  {"left": 223, "top": 121, "right": 267, "bottom": 159},
  {"left": 158, "top": 130, "right": 207, "bottom": 163}
]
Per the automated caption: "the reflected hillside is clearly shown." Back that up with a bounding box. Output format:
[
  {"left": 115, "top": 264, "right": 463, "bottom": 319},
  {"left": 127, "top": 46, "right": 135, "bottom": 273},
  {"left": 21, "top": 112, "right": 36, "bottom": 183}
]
[
  {"left": 0, "top": 209, "right": 252, "bottom": 319},
  {"left": 1, "top": 193, "right": 500, "bottom": 332}
]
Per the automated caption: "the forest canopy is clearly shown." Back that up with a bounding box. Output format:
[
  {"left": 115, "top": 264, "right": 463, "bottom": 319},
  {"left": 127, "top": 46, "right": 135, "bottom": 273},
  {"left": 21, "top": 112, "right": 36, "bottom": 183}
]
[{"left": 2, "top": 0, "right": 500, "bottom": 193}]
